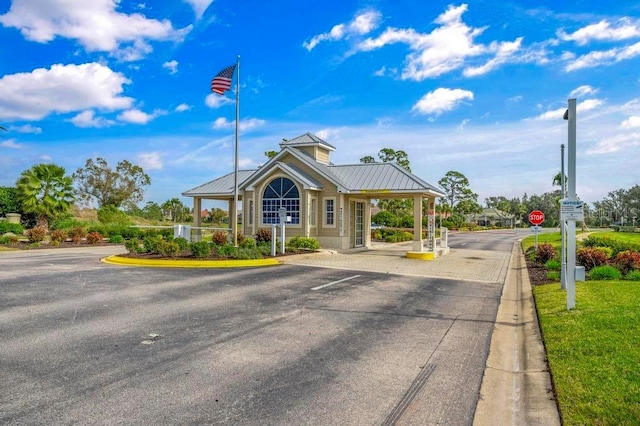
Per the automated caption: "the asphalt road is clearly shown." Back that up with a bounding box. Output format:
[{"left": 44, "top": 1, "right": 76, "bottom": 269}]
[
  {"left": 0, "top": 247, "right": 504, "bottom": 425},
  {"left": 447, "top": 228, "right": 533, "bottom": 252}
]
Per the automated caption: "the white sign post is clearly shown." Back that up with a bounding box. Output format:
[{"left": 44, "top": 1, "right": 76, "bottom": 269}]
[{"left": 278, "top": 208, "right": 287, "bottom": 254}]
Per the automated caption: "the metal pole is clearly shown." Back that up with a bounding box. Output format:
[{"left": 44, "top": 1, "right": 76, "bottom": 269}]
[
  {"left": 566, "top": 99, "right": 577, "bottom": 310},
  {"left": 233, "top": 55, "right": 240, "bottom": 247},
  {"left": 561, "top": 144, "right": 566, "bottom": 290}
]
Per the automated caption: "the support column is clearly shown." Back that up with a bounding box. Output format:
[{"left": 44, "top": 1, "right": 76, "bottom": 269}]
[
  {"left": 192, "top": 197, "right": 202, "bottom": 242},
  {"left": 229, "top": 199, "right": 237, "bottom": 244},
  {"left": 412, "top": 194, "right": 423, "bottom": 252}
]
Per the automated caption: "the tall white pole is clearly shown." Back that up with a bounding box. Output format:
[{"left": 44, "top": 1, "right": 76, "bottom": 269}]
[
  {"left": 561, "top": 144, "right": 566, "bottom": 290},
  {"left": 233, "top": 55, "right": 240, "bottom": 247},
  {"left": 566, "top": 99, "right": 577, "bottom": 310}
]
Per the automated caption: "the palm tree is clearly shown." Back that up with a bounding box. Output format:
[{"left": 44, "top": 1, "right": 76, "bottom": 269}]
[{"left": 16, "top": 164, "right": 75, "bottom": 232}]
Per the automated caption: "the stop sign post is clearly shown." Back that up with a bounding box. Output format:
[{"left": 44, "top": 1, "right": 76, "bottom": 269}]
[{"left": 529, "top": 210, "right": 545, "bottom": 249}]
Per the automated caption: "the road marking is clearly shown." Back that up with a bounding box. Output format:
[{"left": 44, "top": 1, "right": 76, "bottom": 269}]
[{"left": 312, "top": 275, "right": 362, "bottom": 291}]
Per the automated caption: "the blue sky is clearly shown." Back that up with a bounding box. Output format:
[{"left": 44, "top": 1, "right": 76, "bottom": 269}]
[{"left": 1, "top": 0, "right": 639, "bottom": 210}]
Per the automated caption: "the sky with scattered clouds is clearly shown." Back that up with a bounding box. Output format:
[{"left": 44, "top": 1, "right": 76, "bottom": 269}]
[{"left": 1, "top": 0, "right": 639, "bottom": 209}]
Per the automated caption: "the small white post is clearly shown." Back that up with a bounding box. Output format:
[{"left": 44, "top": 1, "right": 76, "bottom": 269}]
[{"left": 271, "top": 224, "right": 277, "bottom": 257}]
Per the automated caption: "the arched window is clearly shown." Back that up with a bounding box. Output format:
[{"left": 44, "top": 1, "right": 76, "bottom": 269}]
[{"left": 262, "top": 177, "right": 300, "bottom": 224}]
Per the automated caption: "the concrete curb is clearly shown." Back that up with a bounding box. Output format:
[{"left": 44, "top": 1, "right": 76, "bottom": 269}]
[
  {"left": 102, "top": 255, "right": 281, "bottom": 268},
  {"left": 473, "top": 242, "right": 561, "bottom": 425}
]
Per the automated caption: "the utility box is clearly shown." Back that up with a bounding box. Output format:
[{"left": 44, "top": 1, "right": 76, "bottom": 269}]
[{"left": 575, "top": 266, "right": 586, "bottom": 282}]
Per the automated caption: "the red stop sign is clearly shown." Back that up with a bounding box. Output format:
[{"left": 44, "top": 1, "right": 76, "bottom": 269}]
[{"left": 529, "top": 210, "right": 545, "bottom": 225}]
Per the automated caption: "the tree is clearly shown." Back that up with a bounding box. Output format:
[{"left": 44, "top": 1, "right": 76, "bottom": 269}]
[
  {"left": 438, "top": 171, "right": 478, "bottom": 208},
  {"left": 359, "top": 155, "right": 376, "bottom": 163},
  {"left": 15, "top": 164, "right": 74, "bottom": 231},
  {"left": 73, "top": 158, "right": 151, "bottom": 208},
  {"left": 141, "top": 201, "right": 163, "bottom": 221},
  {"left": 162, "top": 198, "right": 188, "bottom": 222},
  {"left": 264, "top": 150, "right": 278, "bottom": 159},
  {"left": 0, "top": 186, "right": 20, "bottom": 215}
]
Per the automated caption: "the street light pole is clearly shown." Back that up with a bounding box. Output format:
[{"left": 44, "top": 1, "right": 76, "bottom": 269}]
[
  {"left": 561, "top": 144, "right": 566, "bottom": 290},
  {"left": 566, "top": 98, "right": 577, "bottom": 310}
]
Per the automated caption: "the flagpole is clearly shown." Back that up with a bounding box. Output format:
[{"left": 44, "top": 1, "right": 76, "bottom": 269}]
[{"left": 233, "top": 55, "right": 240, "bottom": 247}]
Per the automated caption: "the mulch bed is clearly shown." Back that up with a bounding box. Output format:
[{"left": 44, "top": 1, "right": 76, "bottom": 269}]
[{"left": 526, "top": 259, "right": 555, "bottom": 286}]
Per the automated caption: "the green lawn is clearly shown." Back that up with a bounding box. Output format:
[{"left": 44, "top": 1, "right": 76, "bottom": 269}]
[
  {"left": 534, "top": 282, "right": 640, "bottom": 425},
  {"left": 588, "top": 231, "right": 640, "bottom": 244}
]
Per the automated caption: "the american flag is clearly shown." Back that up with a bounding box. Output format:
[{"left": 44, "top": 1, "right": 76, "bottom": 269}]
[{"left": 211, "top": 64, "right": 236, "bottom": 95}]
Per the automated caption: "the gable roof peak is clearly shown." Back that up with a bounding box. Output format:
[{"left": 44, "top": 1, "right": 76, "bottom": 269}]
[{"left": 279, "top": 132, "right": 336, "bottom": 151}]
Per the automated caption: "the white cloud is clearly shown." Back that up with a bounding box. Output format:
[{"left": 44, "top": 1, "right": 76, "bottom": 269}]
[
  {"left": 205, "top": 93, "right": 234, "bottom": 108},
  {"left": 0, "top": 63, "right": 133, "bottom": 120},
  {"left": 213, "top": 117, "right": 266, "bottom": 131},
  {"left": 175, "top": 103, "right": 191, "bottom": 112},
  {"left": 622, "top": 116, "right": 640, "bottom": 129},
  {"left": 534, "top": 98, "right": 604, "bottom": 120},
  {"left": 569, "top": 85, "right": 598, "bottom": 98},
  {"left": 117, "top": 109, "right": 166, "bottom": 124},
  {"left": 587, "top": 132, "right": 640, "bottom": 154},
  {"left": 303, "top": 10, "right": 381, "bottom": 50},
  {"left": 183, "top": 0, "right": 214, "bottom": 20},
  {"left": 8, "top": 124, "right": 42, "bottom": 134},
  {"left": 70, "top": 110, "right": 115, "bottom": 128},
  {"left": 1, "top": 139, "right": 22, "bottom": 149},
  {"left": 0, "top": 0, "right": 191, "bottom": 61},
  {"left": 463, "top": 38, "right": 523, "bottom": 77},
  {"left": 137, "top": 151, "right": 163, "bottom": 170},
  {"left": 558, "top": 18, "right": 640, "bottom": 45},
  {"left": 162, "top": 60, "right": 179, "bottom": 74},
  {"left": 565, "top": 41, "right": 640, "bottom": 71},
  {"left": 412, "top": 88, "right": 473, "bottom": 116}
]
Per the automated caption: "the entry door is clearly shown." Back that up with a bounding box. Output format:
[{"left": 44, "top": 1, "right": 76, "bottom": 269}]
[{"left": 355, "top": 201, "right": 364, "bottom": 247}]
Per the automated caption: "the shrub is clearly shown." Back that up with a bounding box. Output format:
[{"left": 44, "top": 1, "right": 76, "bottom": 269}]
[
  {"left": 594, "top": 246, "right": 613, "bottom": 259},
  {"left": 255, "top": 227, "right": 272, "bottom": 244},
  {"left": 173, "top": 237, "right": 189, "bottom": 252},
  {"left": 157, "top": 240, "right": 180, "bottom": 257},
  {"left": 0, "top": 235, "right": 18, "bottom": 244},
  {"left": 142, "top": 235, "right": 164, "bottom": 254},
  {"left": 626, "top": 270, "right": 640, "bottom": 281},
  {"left": 26, "top": 226, "right": 46, "bottom": 243},
  {"left": 234, "top": 247, "right": 263, "bottom": 260},
  {"left": 125, "top": 238, "right": 141, "bottom": 253},
  {"left": 50, "top": 218, "right": 87, "bottom": 231},
  {"left": 109, "top": 234, "right": 124, "bottom": 243},
  {"left": 86, "top": 231, "right": 103, "bottom": 244},
  {"left": 236, "top": 231, "right": 244, "bottom": 245},
  {"left": 546, "top": 271, "right": 560, "bottom": 281},
  {"left": 545, "top": 259, "right": 561, "bottom": 271},
  {"left": 286, "top": 236, "right": 320, "bottom": 252},
  {"left": 535, "top": 243, "right": 556, "bottom": 264},
  {"left": 372, "top": 210, "right": 399, "bottom": 227},
  {"left": 97, "top": 205, "right": 131, "bottom": 225},
  {"left": 612, "top": 250, "right": 640, "bottom": 275},
  {"left": 579, "top": 235, "right": 640, "bottom": 256},
  {"left": 576, "top": 247, "right": 609, "bottom": 271},
  {"left": 239, "top": 237, "right": 256, "bottom": 249},
  {"left": 371, "top": 230, "right": 383, "bottom": 240},
  {"left": 212, "top": 230, "right": 229, "bottom": 246},
  {"left": 50, "top": 229, "right": 67, "bottom": 244},
  {"left": 190, "top": 241, "right": 212, "bottom": 259},
  {"left": 0, "top": 221, "right": 24, "bottom": 235},
  {"left": 589, "top": 265, "right": 622, "bottom": 281},
  {"left": 215, "top": 243, "right": 236, "bottom": 257},
  {"left": 69, "top": 226, "right": 87, "bottom": 244}
]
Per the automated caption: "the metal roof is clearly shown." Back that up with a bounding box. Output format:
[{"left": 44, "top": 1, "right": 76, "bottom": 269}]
[
  {"left": 182, "top": 170, "right": 257, "bottom": 197},
  {"left": 274, "top": 162, "right": 323, "bottom": 190},
  {"left": 328, "top": 163, "right": 444, "bottom": 195},
  {"left": 279, "top": 132, "right": 336, "bottom": 151}
]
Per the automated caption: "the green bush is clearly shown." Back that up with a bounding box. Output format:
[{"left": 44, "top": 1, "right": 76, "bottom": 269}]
[
  {"left": 26, "top": 226, "right": 46, "bottom": 243},
  {"left": 109, "top": 234, "right": 124, "bottom": 244},
  {"left": 589, "top": 265, "right": 622, "bottom": 281},
  {"left": 0, "top": 221, "right": 24, "bottom": 235},
  {"left": 545, "top": 259, "right": 561, "bottom": 271},
  {"left": 576, "top": 247, "right": 609, "bottom": 271},
  {"left": 157, "top": 240, "right": 180, "bottom": 257},
  {"left": 286, "top": 236, "right": 320, "bottom": 251},
  {"left": 86, "top": 231, "right": 103, "bottom": 244},
  {"left": 626, "top": 270, "right": 640, "bottom": 281},
  {"left": 50, "top": 218, "right": 87, "bottom": 231},
  {"left": 372, "top": 210, "right": 399, "bottom": 227},
  {"left": 142, "top": 235, "right": 164, "bottom": 254},
  {"left": 173, "top": 237, "right": 189, "bottom": 252},
  {"left": 125, "top": 238, "right": 141, "bottom": 253},
  {"left": 97, "top": 205, "right": 132, "bottom": 225},
  {"left": 580, "top": 235, "right": 640, "bottom": 256},
  {"left": 240, "top": 237, "right": 256, "bottom": 249},
  {"left": 0, "top": 186, "right": 20, "bottom": 216},
  {"left": 235, "top": 247, "right": 264, "bottom": 260},
  {"left": 535, "top": 243, "right": 556, "bottom": 264},
  {"left": 546, "top": 271, "right": 560, "bottom": 281},
  {"left": 215, "top": 243, "right": 236, "bottom": 257},
  {"left": 0, "top": 235, "right": 18, "bottom": 244},
  {"left": 189, "top": 241, "right": 212, "bottom": 259}
]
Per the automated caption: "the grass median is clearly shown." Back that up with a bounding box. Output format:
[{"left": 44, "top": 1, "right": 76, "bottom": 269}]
[{"left": 533, "top": 281, "right": 640, "bottom": 425}]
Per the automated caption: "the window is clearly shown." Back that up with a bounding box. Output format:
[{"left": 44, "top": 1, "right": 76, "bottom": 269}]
[
  {"left": 262, "top": 177, "right": 300, "bottom": 224},
  {"left": 325, "top": 198, "right": 335, "bottom": 226},
  {"left": 248, "top": 200, "right": 253, "bottom": 225}
]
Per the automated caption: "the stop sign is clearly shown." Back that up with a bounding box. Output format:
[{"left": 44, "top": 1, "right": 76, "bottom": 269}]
[{"left": 529, "top": 210, "right": 545, "bottom": 225}]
